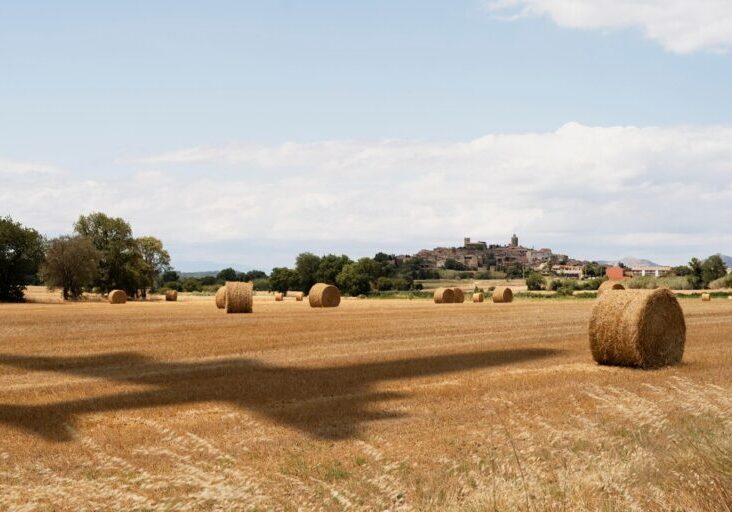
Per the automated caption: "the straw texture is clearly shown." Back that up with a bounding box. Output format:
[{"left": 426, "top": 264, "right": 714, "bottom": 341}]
[
  {"left": 472, "top": 292, "right": 484, "bottom": 303},
  {"left": 492, "top": 287, "right": 513, "bottom": 303},
  {"left": 597, "top": 280, "right": 625, "bottom": 297},
  {"left": 215, "top": 286, "right": 226, "bottom": 309},
  {"left": 165, "top": 290, "right": 177, "bottom": 302},
  {"left": 225, "top": 281, "right": 253, "bottom": 314},
  {"left": 308, "top": 283, "right": 341, "bottom": 308},
  {"left": 433, "top": 287, "right": 455, "bottom": 304},
  {"left": 452, "top": 287, "right": 465, "bottom": 303},
  {"left": 108, "top": 290, "right": 127, "bottom": 304},
  {"left": 589, "top": 288, "right": 685, "bottom": 368}
]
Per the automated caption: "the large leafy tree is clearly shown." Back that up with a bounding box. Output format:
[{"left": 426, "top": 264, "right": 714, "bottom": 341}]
[
  {"left": 137, "top": 236, "right": 171, "bottom": 297},
  {"left": 269, "top": 267, "right": 300, "bottom": 293},
  {"left": 74, "top": 212, "right": 141, "bottom": 295},
  {"left": 40, "top": 236, "right": 100, "bottom": 300},
  {"left": 295, "top": 252, "right": 321, "bottom": 293},
  {"left": 315, "top": 254, "right": 352, "bottom": 285},
  {"left": 688, "top": 257, "right": 704, "bottom": 289},
  {"left": 701, "top": 254, "right": 727, "bottom": 287},
  {"left": 0, "top": 216, "right": 45, "bottom": 301},
  {"left": 336, "top": 258, "right": 373, "bottom": 296},
  {"left": 217, "top": 267, "right": 238, "bottom": 282}
]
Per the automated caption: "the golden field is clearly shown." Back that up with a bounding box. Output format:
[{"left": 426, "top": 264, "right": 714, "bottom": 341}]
[{"left": 1, "top": 290, "right": 731, "bottom": 511}]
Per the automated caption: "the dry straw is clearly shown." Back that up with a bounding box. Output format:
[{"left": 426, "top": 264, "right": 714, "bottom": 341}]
[
  {"left": 225, "top": 281, "right": 253, "bottom": 313},
  {"left": 589, "top": 288, "right": 685, "bottom": 368},
  {"left": 433, "top": 287, "right": 455, "bottom": 304},
  {"left": 472, "top": 292, "right": 484, "bottom": 303},
  {"left": 274, "top": 292, "right": 284, "bottom": 302},
  {"left": 597, "top": 280, "right": 625, "bottom": 297},
  {"left": 215, "top": 286, "right": 226, "bottom": 309},
  {"left": 165, "top": 290, "right": 177, "bottom": 302},
  {"left": 452, "top": 287, "right": 465, "bottom": 303},
  {"left": 290, "top": 291, "right": 304, "bottom": 301},
  {"left": 308, "top": 283, "right": 341, "bottom": 308},
  {"left": 492, "top": 286, "right": 513, "bottom": 303},
  {"left": 108, "top": 289, "right": 127, "bottom": 304},
  {"left": 701, "top": 293, "right": 711, "bottom": 302}
]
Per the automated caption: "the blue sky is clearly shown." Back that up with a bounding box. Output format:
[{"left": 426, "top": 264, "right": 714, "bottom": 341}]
[{"left": 2, "top": 1, "right": 731, "bottom": 270}]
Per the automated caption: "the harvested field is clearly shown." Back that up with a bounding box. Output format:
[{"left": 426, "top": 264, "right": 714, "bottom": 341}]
[{"left": 0, "top": 298, "right": 731, "bottom": 510}]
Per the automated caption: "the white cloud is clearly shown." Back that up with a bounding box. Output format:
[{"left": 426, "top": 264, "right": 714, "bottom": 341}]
[
  {"left": 0, "top": 159, "right": 64, "bottom": 176},
  {"left": 3, "top": 123, "right": 732, "bottom": 266},
  {"left": 485, "top": 0, "right": 732, "bottom": 54}
]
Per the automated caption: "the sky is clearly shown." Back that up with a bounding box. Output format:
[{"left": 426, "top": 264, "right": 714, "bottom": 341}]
[{"left": 1, "top": 0, "right": 731, "bottom": 271}]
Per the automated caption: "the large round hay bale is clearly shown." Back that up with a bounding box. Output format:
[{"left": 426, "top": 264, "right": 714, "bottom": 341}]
[
  {"left": 597, "top": 280, "right": 625, "bottom": 297},
  {"left": 452, "top": 287, "right": 465, "bottom": 303},
  {"left": 589, "top": 288, "right": 685, "bottom": 369},
  {"left": 108, "top": 289, "right": 127, "bottom": 304},
  {"left": 225, "top": 281, "right": 253, "bottom": 314},
  {"left": 291, "top": 291, "right": 304, "bottom": 301},
  {"left": 308, "top": 283, "right": 341, "bottom": 308},
  {"left": 701, "top": 293, "right": 711, "bottom": 302},
  {"left": 215, "top": 286, "right": 226, "bottom": 309},
  {"left": 165, "top": 290, "right": 177, "bottom": 302},
  {"left": 492, "top": 286, "right": 513, "bottom": 303},
  {"left": 433, "top": 287, "right": 455, "bottom": 304},
  {"left": 472, "top": 292, "right": 484, "bottom": 303},
  {"left": 274, "top": 292, "right": 284, "bottom": 302}
]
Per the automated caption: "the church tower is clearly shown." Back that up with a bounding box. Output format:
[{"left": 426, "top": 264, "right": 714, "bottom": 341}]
[{"left": 510, "top": 233, "right": 518, "bottom": 247}]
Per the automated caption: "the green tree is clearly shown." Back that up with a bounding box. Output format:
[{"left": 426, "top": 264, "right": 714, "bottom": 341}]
[
  {"left": 688, "top": 257, "right": 704, "bottom": 289},
  {"left": 243, "top": 270, "right": 267, "bottom": 281},
  {"left": 295, "top": 252, "right": 321, "bottom": 292},
  {"left": 0, "top": 217, "right": 45, "bottom": 301},
  {"left": 582, "top": 262, "right": 606, "bottom": 278},
  {"left": 316, "top": 254, "right": 351, "bottom": 285},
  {"left": 217, "top": 267, "right": 238, "bottom": 282},
  {"left": 181, "top": 278, "right": 202, "bottom": 292},
  {"left": 701, "top": 254, "right": 727, "bottom": 287},
  {"left": 137, "top": 236, "right": 170, "bottom": 296},
  {"left": 269, "top": 267, "right": 299, "bottom": 293},
  {"left": 525, "top": 271, "right": 544, "bottom": 291},
  {"left": 74, "top": 212, "right": 141, "bottom": 295},
  {"left": 161, "top": 269, "right": 180, "bottom": 282},
  {"left": 670, "top": 265, "right": 691, "bottom": 277},
  {"left": 336, "top": 259, "right": 372, "bottom": 296},
  {"left": 444, "top": 258, "right": 467, "bottom": 271},
  {"left": 40, "top": 236, "right": 100, "bottom": 300}
]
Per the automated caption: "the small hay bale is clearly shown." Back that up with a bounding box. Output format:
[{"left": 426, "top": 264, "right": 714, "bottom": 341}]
[
  {"left": 108, "top": 289, "right": 127, "bottom": 304},
  {"left": 292, "top": 291, "right": 304, "bottom": 301},
  {"left": 452, "top": 287, "right": 465, "bottom": 303},
  {"left": 274, "top": 292, "right": 284, "bottom": 302},
  {"left": 215, "top": 286, "right": 226, "bottom": 309},
  {"left": 597, "top": 280, "right": 625, "bottom": 297},
  {"left": 701, "top": 293, "right": 711, "bottom": 301},
  {"left": 165, "top": 290, "right": 177, "bottom": 302},
  {"left": 433, "top": 287, "right": 455, "bottom": 304},
  {"left": 308, "top": 283, "right": 340, "bottom": 308},
  {"left": 472, "top": 292, "right": 484, "bottom": 303},
  {"left": 225, "top": 281, "right": 253, "bottom": 314},
  {"left": 589, "top": 288, "right": 685, "bottom": 368},
  {"left": 492, "top": 286, "right": 513, "bottom": 303}
]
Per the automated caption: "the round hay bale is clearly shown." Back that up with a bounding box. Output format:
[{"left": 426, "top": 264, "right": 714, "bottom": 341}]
[
  {"left": 589, "top": 288, "right": 685, "bottom": 369},
  {"left": 701, "top": 293, "right": 711, "bottom": 302},
  {"left": 452, "top": 287, "right": 465, "bottom": 303},
  {"left": 472, "top": 292, "right": 484, "bottom": 303},
  {"left": 215, "top": 286, "right": 226, "bottom": 309},
  {"left": 292, "top": 291, "right": 304, "bottom": 301},
  {"left": 274, "top": 292, "right": 284, "bottom": 302},
  {"left": 597, "top": 280, "right": 625, "bottom": 298},
  {"left": 165, "top": 290, "right": 177, "bottom": 302},
  {"left": 433, "top": 287, "right": 455, "bottom": 304},
  {"left": 225, "top": 281, "right": 253, "bottom": 314},
  {"left": 492, "top": 286, "right": 513, "bottom": 303},
  {"left": 308, "top": 283, "right": 341, "bottom": 308},
  {"left": 108, "top": 289, "right": 127, "bottom": 304}
]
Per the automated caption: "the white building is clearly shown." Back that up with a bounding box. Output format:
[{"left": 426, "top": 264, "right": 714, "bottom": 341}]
[{"left": 631, "top": 266, "right": 671, "bottom": 278}]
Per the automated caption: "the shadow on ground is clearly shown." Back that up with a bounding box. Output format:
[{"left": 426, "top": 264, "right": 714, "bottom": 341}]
[{"left": 0, "top": 347, "right": 561, "bottom": 442}]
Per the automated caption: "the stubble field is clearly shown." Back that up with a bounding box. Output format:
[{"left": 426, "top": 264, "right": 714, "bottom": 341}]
[{"left": 0, "top": 293, "right": 731, "bottom": 511}]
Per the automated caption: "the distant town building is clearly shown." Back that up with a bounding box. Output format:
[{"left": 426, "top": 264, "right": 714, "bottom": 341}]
[
  {"left": 631, "top": 266, "right": 671, "bottom": 278},
  {"left": 606, "top": 266, "right": 625, "bottom": 281},
  {"left": 413, "top": 235, "right": 581, "bottom": 272},
  {"left": 552, "top": 265, "right": 584, "bottom": 279}
]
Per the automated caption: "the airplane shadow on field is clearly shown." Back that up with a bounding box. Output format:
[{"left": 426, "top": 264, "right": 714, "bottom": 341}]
[{"left": 0, "top": 347, "right": 560, "bottom": 442}]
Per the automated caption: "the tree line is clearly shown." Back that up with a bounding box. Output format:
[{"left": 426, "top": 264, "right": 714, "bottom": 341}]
[{"left": 1, "top": 213, "right": 170, "bottom": 301}]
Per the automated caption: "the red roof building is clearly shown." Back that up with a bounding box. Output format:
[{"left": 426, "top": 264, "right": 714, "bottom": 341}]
[{"left": 606, "top": 266, "right": 625, "bottom": 281}]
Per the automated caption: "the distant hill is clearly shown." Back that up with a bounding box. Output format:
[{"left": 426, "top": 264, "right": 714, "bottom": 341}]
[
  {"left": 598, "top": 257, "right": 662, "bottom": 268},
  {"left": 721, "top": 254, "right": 732, "bottom": 268},
  {"left": 179, "top": 271, "right": 219, "bottom": 278}
]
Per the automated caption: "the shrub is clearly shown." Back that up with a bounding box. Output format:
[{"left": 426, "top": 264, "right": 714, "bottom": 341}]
[
  {"left": 181, "top": 278, "right": 202, "bottom": 292},
  {"left": 525, "top": 272, "right": 544, "bottom": 291},
  {"left": 0, "top": 216, "right": 45, "bottom": 301}
]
